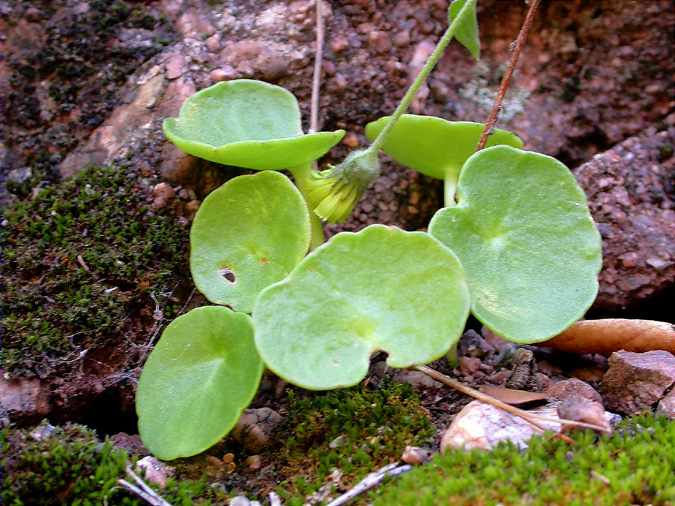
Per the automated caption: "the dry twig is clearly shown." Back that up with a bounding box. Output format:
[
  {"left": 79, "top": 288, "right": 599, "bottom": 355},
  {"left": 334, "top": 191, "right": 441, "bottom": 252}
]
[
  {"left": 415, "top": 365, "right": 609, "bottom": 433},
  {"left": 476, "top": 0, "right": 541, "bottom": 150},
  {"left": 326, "top": 463, "right": 412, "bottom": 506},
  {"left": 544, "top": 319, "right": 675, "bottom": 354},
  {"left": 118, "top": 466, "right": 172, "bottom": 506}
]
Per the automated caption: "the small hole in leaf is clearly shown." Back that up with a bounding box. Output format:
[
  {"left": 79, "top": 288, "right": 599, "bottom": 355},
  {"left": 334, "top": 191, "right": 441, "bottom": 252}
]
[{"left": 219, "top": 267, "right": 236, "bottom": 283}]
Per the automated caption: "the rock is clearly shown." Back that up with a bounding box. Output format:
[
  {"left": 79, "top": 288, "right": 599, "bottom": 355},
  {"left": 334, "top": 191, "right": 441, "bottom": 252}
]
[
  {"left": 656, "top": 390, "right": 675, "bottom": 419},
  {"left": 368, "top": 31, "right": 390, "bottom": 53},
  {"left": 0, "top": 375, "right": 51, "bottom": 424},
  {"left": 546, "top": 378, "right": 603, "bottom": 405},
  {"left": 601, "top": 351, "right": 675, "bottom": 414},
  {"left": 152, "top": 182, "right": 176, "bottom": 209},
  {"left": 441, "top": 401, "right": 560, "bottom": 452},
  {"left": 329, "top": 434, "right": 347, "bottom": 449},
  {"left": 165, "top": 53, "right": 186, "bottom": 80},
  {"left": 7, "top": 167, "right": 31, "bottom": 185},
  {"left": 393, "top": 370, "right": 443, "bottom": 389},
  {"left": 232, "top": 407, "right": 283, "bottom": 453},
  {"left": 458, "top": 356, "right": 482, "bottom": 376},
  {"left": 136, "top": 456, "right": 175, "bottom": 488},
  {"left": 574, "top": 128, "right": 675, "bottom": 311},
  {"left": 441, "top": 400, "right": 617, "bottom": 452},
  {"left": 557, "top": 398, "right": 611, "bottom": 433},
  {"left": 30, "top": 422, "right": 56, "bottom": 441},
  {"left": 245, "top": 454, "right": 262, "bottom": 470},
  {"left": 401, "top": 445, "right": 433, "bottom": 465},
  {"left": 208, "top": 66, "right": 236, "bottom": 83},
  {"left": 110, "top": 433, "right": 148, "bottom": 455},
  {"left": 458, "top": 329, "right": 496, "bottom": 359}
]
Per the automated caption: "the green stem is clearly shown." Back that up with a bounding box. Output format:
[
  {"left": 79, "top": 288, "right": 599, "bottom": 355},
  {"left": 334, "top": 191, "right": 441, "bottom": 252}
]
[
  {"left": 367, "top": 0, "right": 477, "bottom": 154},
  {"left": 444, "top": 176, "right": 457, "bottom": 207},
  {"left": 290, "top": 164, "right": 325, "bottom": 249},
  {"left": 446, "top": 343, "right": 459, "bottom": 368}
]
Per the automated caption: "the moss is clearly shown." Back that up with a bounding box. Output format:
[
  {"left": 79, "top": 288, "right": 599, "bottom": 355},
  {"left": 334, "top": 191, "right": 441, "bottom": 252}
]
[
  {"left": 0, "top": 165, "right": 188, "bottom": 376},
  {"left": 274, "top": 381, "right": 434, "bottom": 504},
  {"left": 0, "top": 423, "right": 227, "bottom": 505},
  {"left": 370, "top": 416, "right": 675, "bottom": 506}
]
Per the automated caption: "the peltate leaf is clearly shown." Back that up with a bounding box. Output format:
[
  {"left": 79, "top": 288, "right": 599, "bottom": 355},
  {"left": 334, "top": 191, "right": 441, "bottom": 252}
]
[
  {"left": 429, "top": 146, "right": 602, "bottom": 343},
  {"left": 191, "top": 171, "right": 310, "bottom": 313},
  {"left": 254, "top": 225, "right": 470, "bottom": 390},
  {"left": 365, "top": 115, "right": 523, "bottom": 183},
  {"left": 137, "top": 306, "right": 263, "bottom": 460},
  {"left": 163, "top": 79, "right": 344, "bottom": 169},
  {"left": 449, "top": 0, "right": 480, "bottom": 60}
]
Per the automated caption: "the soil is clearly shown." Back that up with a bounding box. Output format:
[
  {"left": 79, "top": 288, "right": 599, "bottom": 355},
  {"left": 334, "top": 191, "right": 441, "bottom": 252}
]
[{"left": 1, "top": 0, "right": 674, "bottom": 503}]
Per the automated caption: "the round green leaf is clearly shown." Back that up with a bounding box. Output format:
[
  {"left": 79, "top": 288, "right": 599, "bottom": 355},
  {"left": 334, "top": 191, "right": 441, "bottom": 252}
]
[
  {"left": 163, "top": 79, "right": 345, "bottom": 169},
  {"left": 191, "top": 171, "right": 311, "bottom": 313},
  {"left": 137, "top": 306, "right": 263, "bottom": 460},
  {"left": 429, "top": 146, "right": 602, "bottom": 343},
  {"left": 254, "top": 225, "right": 471, "bottom": 390},
  {"left": 365, "top": 114, "right": 523, "bottom": 182}
]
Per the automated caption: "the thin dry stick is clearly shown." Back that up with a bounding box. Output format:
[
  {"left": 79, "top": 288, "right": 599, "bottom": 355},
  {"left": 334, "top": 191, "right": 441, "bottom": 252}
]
[
  {"left": 326, "top": 463, "right": 412, "bottom": 506},
  {"left": 118, "top": 466, "right": 172, "bottom": 506},
  {"left": 476, "top": 0, "right": 541, "bottom": 151},
  {"left": 309, "top": 0, "right": 325, "bottom": 133},
  {"left": 415, "top": 365, "right": 609, "bottom": 433}
]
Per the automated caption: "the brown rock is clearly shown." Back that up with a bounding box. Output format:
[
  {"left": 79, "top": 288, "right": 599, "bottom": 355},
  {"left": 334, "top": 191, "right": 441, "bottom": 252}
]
[
  {"left": 165, "top": 53, "right": 186, "bottom": 80},
  {"left": 245, "top": 455, "right": 262, "bottom": 470},
  {"left": 152, "top": 182, "right": 176, "bottom": 209},
  {"left": 656, "top": 389, "right": 675, "bottom": 419},
  {"left": 232, "top": 407, "right": 283, "bottom": 453},
  {"left": 458, "top": 356, "right": 482, "bottom": 376},
  {"left": 110, "top": 433, "right": 148, "bottom": 455},
  {"left": 209, "top": 66, "right": 236, "bottom": 83},
  {"left": 557, "top": 398, "right": 611, "bottom": 433},
  {"left": 0, "top": 376, "right": 51, "bottom": 424},
  {"left": 401, "top": 445, "right": 433, "bottom": 465},
  {"left": 393, "top": 370, "right": 443, "bottom": 389},
  {"left": 575, "top": 128, "right": 675, "bottom": 311},
  {"left": 601, "top": 351, "right": 675, "bottom": 414},
  {"left": 368, "top": 31, "right": 390, "bottom": 53},
  {"left": 546, "top": 378, "right": 603, "bottom": 405}
]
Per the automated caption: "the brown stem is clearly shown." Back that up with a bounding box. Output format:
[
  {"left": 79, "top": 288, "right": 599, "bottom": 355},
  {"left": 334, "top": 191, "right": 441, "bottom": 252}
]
[
  {"left": 309, "top": 0, "right": 325, "bottom": 134},
  {"left": 476, "top": 0, "right": 541, "bottom": 151},
  {"left": 414, "top": 365, "right": 609, "bottom": 433}
]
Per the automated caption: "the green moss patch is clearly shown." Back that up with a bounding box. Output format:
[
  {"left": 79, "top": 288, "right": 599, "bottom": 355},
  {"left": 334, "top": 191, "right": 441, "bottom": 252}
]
[
  {"left": 0, "top": 423, "right": 226, "bottom": 505},
  {"left": 274, "top": 381, "right": 434, "bottom": 503},
  {"left": 370, "top": 416, "right": 675, "bottom": 506},
  {"left": 1, "top": 165, "right": 188, "bottom": 376}
]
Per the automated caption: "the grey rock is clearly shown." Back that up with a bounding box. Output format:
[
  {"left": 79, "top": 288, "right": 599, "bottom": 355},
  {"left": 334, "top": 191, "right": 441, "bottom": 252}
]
[{"left": 601, "top": 350, "right": 675, "bottom": 414}]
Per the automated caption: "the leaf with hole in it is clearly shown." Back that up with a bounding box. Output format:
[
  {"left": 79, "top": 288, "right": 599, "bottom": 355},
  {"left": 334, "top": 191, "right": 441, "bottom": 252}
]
[
  {"left": 253, "top": 225, "right": 471, "bottom": 390},
  {"left": 365, "top": 115, "right": 522, "bottom": 184},
  {"left": 429, "top": 146, "right": 602, "bottom": 343},
  {"left": 136, "top": 306, "right": 263, "bottom": 460},
  {"left": 449, "top": 0, "right": 480, "bottom": 60},
  {"left": 163, "top": 79, "right": 345, "bottom": 170},
  {"left": 191, "top": 171, "right": 310, "bottom": 313}
]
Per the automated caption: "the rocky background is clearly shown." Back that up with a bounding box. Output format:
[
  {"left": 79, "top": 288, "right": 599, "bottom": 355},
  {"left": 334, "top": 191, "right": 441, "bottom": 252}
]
[{"left": 1, "top": 0, "right": 674, "bottom": 502}]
